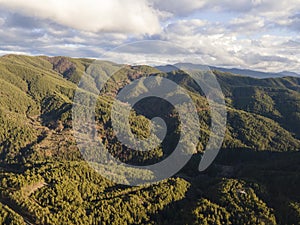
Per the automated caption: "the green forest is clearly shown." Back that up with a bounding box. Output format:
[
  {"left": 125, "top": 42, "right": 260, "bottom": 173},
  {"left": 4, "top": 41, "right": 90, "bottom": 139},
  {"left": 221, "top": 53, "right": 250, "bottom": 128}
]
[{"left": 0, "top": 55, "right": 300, "bottom": 224}]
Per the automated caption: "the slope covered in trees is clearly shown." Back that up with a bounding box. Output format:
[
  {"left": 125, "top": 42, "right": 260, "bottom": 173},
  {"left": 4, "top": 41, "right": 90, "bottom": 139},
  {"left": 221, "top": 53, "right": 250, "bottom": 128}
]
[{"left": 0, "top": 55, "right": 299, "bottom": 224}]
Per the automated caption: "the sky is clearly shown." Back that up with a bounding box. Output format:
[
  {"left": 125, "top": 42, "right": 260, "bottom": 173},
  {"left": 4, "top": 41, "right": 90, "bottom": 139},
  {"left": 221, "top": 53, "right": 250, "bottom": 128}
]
[{"left": 0, "top": 0, "right": 300, "bottom": 73}]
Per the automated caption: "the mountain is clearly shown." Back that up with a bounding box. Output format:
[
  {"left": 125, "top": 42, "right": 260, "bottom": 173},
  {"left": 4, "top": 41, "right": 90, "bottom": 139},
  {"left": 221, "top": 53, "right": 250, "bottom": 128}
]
[
  {"left": 278, "top": 70, "right": 300, "bottom": 77},
  {"left": 157, "top": 63, "right": 300, "bottom": 78},
  {"left": 0, "top": 55, "right": 299, "bottom": 224},
  {"left": 210, "top": 66, "right": 300, "bottom": 78}
]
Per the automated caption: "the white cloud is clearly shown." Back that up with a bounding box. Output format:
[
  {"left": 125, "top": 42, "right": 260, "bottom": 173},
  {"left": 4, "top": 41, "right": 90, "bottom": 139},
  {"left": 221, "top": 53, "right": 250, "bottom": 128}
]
[{"left": 0, "top": 0, "right": 161, "bottom": 34}]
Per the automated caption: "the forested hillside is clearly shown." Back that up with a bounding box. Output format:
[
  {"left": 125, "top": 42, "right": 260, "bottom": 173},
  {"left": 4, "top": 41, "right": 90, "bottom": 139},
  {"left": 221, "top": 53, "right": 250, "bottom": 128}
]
[{"left": 0, "top": 55, "right": 299, "bottom": 224}]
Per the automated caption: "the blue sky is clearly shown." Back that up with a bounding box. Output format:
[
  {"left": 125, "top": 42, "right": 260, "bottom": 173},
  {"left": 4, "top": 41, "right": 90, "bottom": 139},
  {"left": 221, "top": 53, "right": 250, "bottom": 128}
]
[{"left": 0, "top": 0, "right": 299, "bottom": 72}]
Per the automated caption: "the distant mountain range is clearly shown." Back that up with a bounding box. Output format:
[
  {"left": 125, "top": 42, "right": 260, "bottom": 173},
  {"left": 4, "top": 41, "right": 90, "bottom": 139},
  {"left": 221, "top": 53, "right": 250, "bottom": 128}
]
[
  {"left": 156, "top": 63, "right": 300, "bottom": 78},
  {"left": 210, "top": 66, "right": 300, "bottom": 78}
]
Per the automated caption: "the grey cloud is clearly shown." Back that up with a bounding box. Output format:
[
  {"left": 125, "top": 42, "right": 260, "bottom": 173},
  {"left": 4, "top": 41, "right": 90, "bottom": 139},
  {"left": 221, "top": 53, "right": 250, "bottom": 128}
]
[
  {"left": 4, "top": 13, "right": 42, "bottom": 29},
  {"left": 287, "top": 14, "right": 300, "bottom": 31},
  {"left": 243, "top": 53, "right": 295, "bottom": 65},
  {"left": 0, "top": 10, "right": 131, "bottom": 56},
  {"left": 283, "top": 40, "right": 300, "bottom": 48},
  {"left": 151, "top": 0, "right": 281, "bottom": 15},
  {"left": 150, "top": 0, "right": 205, "bottom": 15}
]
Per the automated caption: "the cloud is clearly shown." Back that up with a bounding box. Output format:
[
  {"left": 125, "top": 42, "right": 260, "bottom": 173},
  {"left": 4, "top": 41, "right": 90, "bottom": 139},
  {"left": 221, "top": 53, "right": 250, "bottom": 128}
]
[
  {"left": 0, "top": 0, "right": 300, "bottom": 73},
  {"left": 0, "top": 0, "right": 161, "bottom": 34},
  {"left": 150, "top": 0, "right": 206, "bottom": 15},
  {"left": 228, "top": 15, "right": 266, "bottom": 34},
  {"left": 206, "top": 0, "right": 300, "bottom": 15},
  {"left": 149, "top": 0, "right": 281, "bottom": 15},
  {"left": 3, "top": 13, "right": 43, "bottom": 29},
  {"left": 0, "top": 10, "right": 130, "bottom": 57},
  {"left": 164, "top": 19, "right": 208, "bottom": 35},
  {"left": 158, "top": 18, "right": 300, "bottom": 72},
  {"left": 279, "top": 14, "right": 300, "bottom": 32},
  {"left": 0, "top": 17, "right": 5, "bottom": 26}
]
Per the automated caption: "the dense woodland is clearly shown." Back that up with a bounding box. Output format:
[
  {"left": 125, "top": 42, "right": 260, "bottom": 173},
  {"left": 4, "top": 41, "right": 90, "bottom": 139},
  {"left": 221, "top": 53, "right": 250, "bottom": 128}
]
[{"left": 0, "top": 55, "right": 299, "bottom": 224}]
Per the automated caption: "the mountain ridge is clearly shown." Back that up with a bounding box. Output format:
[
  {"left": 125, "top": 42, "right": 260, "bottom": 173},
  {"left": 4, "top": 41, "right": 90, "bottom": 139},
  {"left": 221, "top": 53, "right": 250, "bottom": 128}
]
[{"left": 155, "top": 62, "right": 300, "bottom": 78}]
